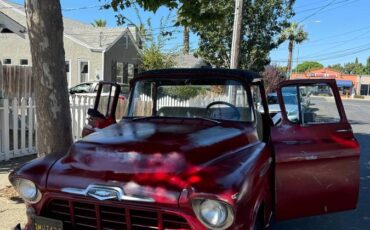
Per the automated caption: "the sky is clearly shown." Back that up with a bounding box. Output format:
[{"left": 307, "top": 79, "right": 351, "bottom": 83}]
[{"left": 8, "top": 0, "right": 370, "bottom": 68}]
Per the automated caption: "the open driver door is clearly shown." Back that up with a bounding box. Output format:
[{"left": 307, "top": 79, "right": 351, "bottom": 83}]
[
  {"left": 271, "top": 79, "right": 360, "bottom": 220},
  {"left": 82, "top": 82, "right": 121, "bottom": 137}
]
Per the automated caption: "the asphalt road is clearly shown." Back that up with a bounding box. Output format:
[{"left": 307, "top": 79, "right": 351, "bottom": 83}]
[{"left": 269, "top": 98, "right": 370, "bottom": 230}]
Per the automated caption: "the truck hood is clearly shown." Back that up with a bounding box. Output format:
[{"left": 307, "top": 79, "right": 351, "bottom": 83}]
[{"left": 47, "top": 118, "right": 258, "bottom": 204}]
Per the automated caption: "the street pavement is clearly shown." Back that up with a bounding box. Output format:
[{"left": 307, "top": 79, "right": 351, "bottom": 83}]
[{"left": 270, "top": 98, "right": 370, "bottom": 230}]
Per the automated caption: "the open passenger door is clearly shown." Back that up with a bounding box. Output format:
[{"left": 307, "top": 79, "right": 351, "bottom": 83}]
[
  {"left": 82, "top": 82, "right": 121, "bottom": 137},
  {"left": 271, "top": 79, "right": 360, "bottom": 220}
]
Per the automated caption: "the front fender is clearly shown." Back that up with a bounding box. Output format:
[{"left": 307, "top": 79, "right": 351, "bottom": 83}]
[{"left": 8, "top": 152, "right": 66, "bottom": 189}]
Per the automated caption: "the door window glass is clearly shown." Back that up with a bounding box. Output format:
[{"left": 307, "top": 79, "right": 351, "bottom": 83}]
[
  {"left": 281, "top": 84, "right": 340, "bottom": 124},
  {"left": 281, "top": 86, "right": 300, "bottom": 123},
  {"left": 97, "top": 84, "right": 119, "bottom": 117}
]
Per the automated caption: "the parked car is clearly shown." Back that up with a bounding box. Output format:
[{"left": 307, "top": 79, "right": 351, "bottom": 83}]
[
  {"left": 260, "top": 93, "right": 299, "bottom": 122},
  {"left": 68, "top": 81, "right": 99, "bottom": 95},
  {"left": 69, "top": 81, "right": 130, "bottom": 100},
  {"left": 9, "top": 68, "right": 360, "bottom": 230}
]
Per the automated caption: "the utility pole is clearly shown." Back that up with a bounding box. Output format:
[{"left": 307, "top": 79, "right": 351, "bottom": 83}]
[
  {"left": 230, "top": 0, "right": 244, "bottom": 69},
  {"left": 183, "top": 25, "right": 190, "bottom": 54}
]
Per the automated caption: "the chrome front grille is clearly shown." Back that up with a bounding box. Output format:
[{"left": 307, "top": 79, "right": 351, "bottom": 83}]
[{"left": 42, "top": 199, "right": 191, "bottom": 230}]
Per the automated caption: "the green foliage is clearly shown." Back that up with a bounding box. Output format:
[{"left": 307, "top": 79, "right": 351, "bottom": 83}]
[
  {"left": 193, "top": 0, "right": 295, "bottom": 72},
  {"left": 134, "top": 11, "right": 175, "bottom": 71},
  {"left": 280, "top": 22, "right": 308, "bottom": 44},
  {"left": 327, "top": 57, "right": 370, "bottom": 75},
  {"left": 140, "top": 45, "right": 175, "bottom": 71},
  {"left": 161, "top": 86, "right": 206, "bottom": 100},
  {"left": 328, "top": 64, "right": 345, "bottom": 73},
  {"left": 102, "top": 0, "right": 225, "bottom": 25},
  {"left": 91, "top": 19, "right": 107, "bottom": 27},
  {"left": 294, "top": 61, "right": 323, "bottom": 72},
  {"left": 103, "top": 0, "right": 295, "bottom": 72}
]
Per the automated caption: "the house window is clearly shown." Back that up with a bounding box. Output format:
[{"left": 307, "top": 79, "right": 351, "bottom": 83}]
[
  {"left": 116, "top": 62, "right": 129, "bottom": 84},
  {"left": 3, "top": 58, "right": 11, "bottom": 65},
  {"left": 20, "top": 59, "right": 29, "bottom": 66},
  {"left": 65, "top": 61, "right": 71, "bottom": 86},
  {"left": 128, "top": 63, "right": 134, "bottom": 81},
  {"left": 78, "top": 60, "right": 89, "bottom": 83},
  {"left": 360, "top": 85, "right": 370, "bottom": 96}
]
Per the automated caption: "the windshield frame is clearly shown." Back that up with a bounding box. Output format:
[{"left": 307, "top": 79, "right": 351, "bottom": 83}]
[{"left": 125, "top": 75, "right": 255, "bottom": 123}]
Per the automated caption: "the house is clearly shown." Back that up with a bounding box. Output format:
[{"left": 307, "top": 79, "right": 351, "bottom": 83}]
[
  {"left": 291, "top": 68, "right": 360, "bottom": 96},
  {"left": 0, "top": 0, "right": 142, "bottom": 87},
  {"left": 358, "top": 75, "right": 370, "bottom": 97}
]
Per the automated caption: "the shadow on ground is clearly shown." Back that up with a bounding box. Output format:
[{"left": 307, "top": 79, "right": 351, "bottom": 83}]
[{"left": 268, "top": 133, "right": 370, "bottom": 230}]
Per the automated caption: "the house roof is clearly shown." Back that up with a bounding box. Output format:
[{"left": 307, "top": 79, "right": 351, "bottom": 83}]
[
  {"left": 0, "top": 0, "right": 138, "bottom": 51},
  {"left": 0, "top": 11, "right": 25, "bottom": 37}
]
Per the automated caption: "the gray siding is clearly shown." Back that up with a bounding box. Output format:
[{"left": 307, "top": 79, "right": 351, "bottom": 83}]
[
  {"left": 104, "top": 33, "right": 139, "bottom": 82},
  {"left": 0, "top": 34, "right": 32, "bottom": 66},
  {"left": 63, "top": 37, "right": 102, "bottom": 86}
]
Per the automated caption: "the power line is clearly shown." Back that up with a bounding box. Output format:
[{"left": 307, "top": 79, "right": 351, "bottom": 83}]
[
  {"left": 296, "top": 0, "right": 355, "bottom": 14},
  {"left": 0, "top": 5, "right": 104, "bottom": 11},
  {"left": 273, "top": 24, "right": 370, "bottom": 52},
  {"left": 298, "top": 0, "right": 338, "bottom": 23},
  {"left": 273, "top": 42, "right": 370, "bottom": 62},
  {"left": 62, "top": 5, "right": 103, "bottom": 11}
]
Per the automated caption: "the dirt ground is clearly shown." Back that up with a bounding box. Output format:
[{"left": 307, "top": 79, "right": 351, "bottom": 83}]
[{"left": 0, "top": 155, "right": 36, "bottom": 230}]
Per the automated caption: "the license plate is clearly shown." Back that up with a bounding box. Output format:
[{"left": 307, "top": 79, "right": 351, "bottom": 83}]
[{"left": 32, "top": 216, "right": 63, "bottom": 230}]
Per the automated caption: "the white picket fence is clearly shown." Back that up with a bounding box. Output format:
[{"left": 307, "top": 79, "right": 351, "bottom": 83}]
[
  {"left": 140, "top": 92, "right": 246, "bottom": 109},
  {"left": 0, "top": 96, "right": 95, "bottom": 161}
]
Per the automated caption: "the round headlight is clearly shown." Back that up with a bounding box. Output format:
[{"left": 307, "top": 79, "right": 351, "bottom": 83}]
[
  {"left": 192, "top": 199, "right": 234, "bottom": 230},
  {"left": 200, "top": 200, "right": 227, "bottom": 226},
  {"left": 13, "top": 179, "right": 41, "bottom": 203},
  {"left": 18, "top": 179, "right": 37, "bottom": 200}
]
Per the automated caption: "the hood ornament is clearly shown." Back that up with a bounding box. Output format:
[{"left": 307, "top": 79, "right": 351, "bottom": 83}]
[
  {"left": 87, "top": 187, "right": 120, "bottom": 201},
  {"left": 61, "top": 184, "right": 154, "bottom": 202}
]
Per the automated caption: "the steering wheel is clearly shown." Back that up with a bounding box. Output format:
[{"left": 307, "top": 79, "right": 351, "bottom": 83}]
[{"left": 206, "top": 101, "right": 241, "bottom": 120}]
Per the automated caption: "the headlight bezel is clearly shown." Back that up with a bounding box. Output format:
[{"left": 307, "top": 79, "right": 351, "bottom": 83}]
[
  {"left": 192, "top": 198, "right": 234, "bottom": 230},
  {"left": 12, "top": 178, "right": 42, "bottom": 204}
]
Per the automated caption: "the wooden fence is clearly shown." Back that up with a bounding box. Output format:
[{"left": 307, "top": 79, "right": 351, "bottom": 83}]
[{"left": 0, "top": 64, "right": 33, "bottom": 99}]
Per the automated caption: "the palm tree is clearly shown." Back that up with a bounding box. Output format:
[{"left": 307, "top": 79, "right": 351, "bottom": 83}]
[
  {"left": 91, "top": 19, "right": 107, "bottom": 27},
  {"left": 281, "top": 22, "right": 308, "bottom": 79}
]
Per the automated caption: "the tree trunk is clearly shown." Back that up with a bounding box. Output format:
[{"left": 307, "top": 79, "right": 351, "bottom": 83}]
[
  {"left": 183, "top": 25, "right": 189, "bottom": 54},
  {"left": 25, "top": 0, "right": 73, "bottom": 156},
  {"left": 287, "top": 40, "right": 294, "bottom": 79}
]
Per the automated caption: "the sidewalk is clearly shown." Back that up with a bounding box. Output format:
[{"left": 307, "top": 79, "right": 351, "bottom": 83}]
[{"left": 0, "top": 155, "right": 36, "bottom": 230}]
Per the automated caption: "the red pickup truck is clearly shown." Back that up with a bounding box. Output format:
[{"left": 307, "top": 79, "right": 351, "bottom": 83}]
[{"left": 9, "top": 68, "right": 360, "bottom": 230}]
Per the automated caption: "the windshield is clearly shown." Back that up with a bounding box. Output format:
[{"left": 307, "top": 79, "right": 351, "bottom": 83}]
[{"left": 127, "top": 78, "right": 253, "bottom": 122}]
